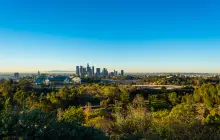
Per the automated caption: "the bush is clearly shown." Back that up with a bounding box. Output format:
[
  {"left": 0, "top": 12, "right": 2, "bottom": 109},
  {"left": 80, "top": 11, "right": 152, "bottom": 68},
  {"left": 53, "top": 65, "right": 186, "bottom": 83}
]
[
  {"left": 59, "top": 106, "right": 85, "bottom": 123},
  {"left": 111, "top": 105, "right": 152, "bottom": 139},
  {"left": 0, "top": 109, "right": 109, "bottom": 139}
]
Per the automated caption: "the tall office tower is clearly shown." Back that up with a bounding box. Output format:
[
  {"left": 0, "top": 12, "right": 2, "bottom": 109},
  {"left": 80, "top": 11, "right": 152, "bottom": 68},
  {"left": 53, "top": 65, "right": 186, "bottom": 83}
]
[
  {"left": 14, "top": 73, "right": 19, "bottom": 78},
  {"left": 96, "top": 68, "right": 101, "bottom": 76},
  {"left": 121, "top": 70, "right": 124, "bottom": 76},
  {"left": 105, "top": 69, "right": 109, "bottom": 76},
  {"left": 87, "top": 63, "right": 92, "bottom": 77},
  {"left": 92, "top": 66, "right": 95, "bottom": 76},
  {"left": 80, "top": 66, "right": 83, "bottom": 76},
  {"left": 87, "top": 68, "right": 91, "bottom": 77},
  {"left": 109, "top": 72, "right": 114, "bottom": 76},
  {"left": 83, "top": 68, "right": 87, "bottom": 76},
  {"left": 76, "top": 66, "right": 80, "bottom": 76},
  {"left": 87, "top": 63, "right": 90, "bottom": 71},
  {"left": 89, "top": 70, "right": 93, "bottom": 77},
  {"left": 38, "top": 71, "right": 41, "bottom": 76},
  {"left": 102, "top": 68, "right": 105, "bottom": 76},
  {"left": 102, "top": 68, "right": 108, "bottom": 76}
]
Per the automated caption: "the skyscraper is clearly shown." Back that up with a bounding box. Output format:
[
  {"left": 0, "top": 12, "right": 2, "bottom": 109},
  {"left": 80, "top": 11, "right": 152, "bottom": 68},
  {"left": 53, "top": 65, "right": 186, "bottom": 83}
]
[
  {"left": 121, "top": 70, "right": 124, "bottom": 76},
  {"left": 14, "top": 73, "right": 19, "bottom": 78},
  {"left": 92, "top": 66, "right": 95, "bottom": 76},
  {"left": 96, "top": 68, "right": 101, "bottom": 76},
  {"left": 109, "top": 72, "right": 114, "bottom": 76},
  {"left": 38, "top": 71, "right": 41, "bottom": 76},
  {"left": 87, "top": 63, "right": 92, "bottom": 77},
  {"left": 114, "top": 70, "right": 118, "bottom": 76},
  {"left": 87, "top": 63, "right": 90, "bottom": 71},
  {"left": 76, "top": 66, "right": 80, "bottom": 76},
  {"left": 80, "top": 66, "right": 83, "bottom": 76},
  {"left": 102, "top": 68, "right": 108, "bottom": 76},
  {"left": 83, "top": 68, "right": 87, "bottom": 76}
]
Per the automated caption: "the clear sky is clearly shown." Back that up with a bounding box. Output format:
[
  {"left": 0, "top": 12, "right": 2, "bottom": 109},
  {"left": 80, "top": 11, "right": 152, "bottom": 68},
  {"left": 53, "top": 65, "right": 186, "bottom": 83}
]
[{"left": 0, "top": 0, "right": 220, "bottom": 73}]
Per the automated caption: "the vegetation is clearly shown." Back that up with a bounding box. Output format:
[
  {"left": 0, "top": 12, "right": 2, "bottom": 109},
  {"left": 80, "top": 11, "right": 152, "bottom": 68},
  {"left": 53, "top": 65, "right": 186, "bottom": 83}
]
[{"left": 0, "top": 76, "right": 220, "bottom": 139}]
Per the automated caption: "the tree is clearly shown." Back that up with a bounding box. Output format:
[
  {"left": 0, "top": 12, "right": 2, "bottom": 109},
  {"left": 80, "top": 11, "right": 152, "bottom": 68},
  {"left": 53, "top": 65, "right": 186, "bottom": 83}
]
[
  {"left": 120, "top": 89, "right": 130, "bottom": 104},
  {"left": 111, "top": 105, "right": 152, "bottom": 139},
  {"left": 60, "top": 106, "right": 85, "bottom": 123},
  {"left": 168, "top": 92, "right": 180, "bottom": 106},
  {"left": 133, "top": 94, "right": 145, "bottom": 108},
  {"left": 13, "top": 90, "right": 27, "bottom": 105},
  {"left": 0, "top": 108, "right": 108, "bottom": 139}
]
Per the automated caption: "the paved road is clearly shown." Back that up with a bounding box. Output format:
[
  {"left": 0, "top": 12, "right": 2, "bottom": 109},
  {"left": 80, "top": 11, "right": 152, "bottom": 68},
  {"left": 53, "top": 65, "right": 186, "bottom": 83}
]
[
  {"left": 132, "top": 85, "right": 183, "bottom": 89},
  {"left": 33, "top": 84, "right": 183, "bottom": 90}
]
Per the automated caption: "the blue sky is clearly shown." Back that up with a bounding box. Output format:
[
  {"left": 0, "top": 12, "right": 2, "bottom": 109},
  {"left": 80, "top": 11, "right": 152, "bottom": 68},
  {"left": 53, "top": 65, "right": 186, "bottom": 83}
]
[{"left": 0, "top": 0, "right": 220, "bottom": 73}]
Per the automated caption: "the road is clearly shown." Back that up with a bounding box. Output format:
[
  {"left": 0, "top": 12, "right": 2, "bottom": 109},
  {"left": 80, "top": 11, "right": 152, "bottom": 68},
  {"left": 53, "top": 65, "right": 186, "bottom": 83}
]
[{"left": 132, "top": 85, "right": 183, "bottom": 89}]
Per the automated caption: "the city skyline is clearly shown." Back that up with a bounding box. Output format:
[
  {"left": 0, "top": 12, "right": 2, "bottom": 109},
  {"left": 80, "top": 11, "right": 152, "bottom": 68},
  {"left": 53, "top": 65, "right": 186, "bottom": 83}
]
[
  {"left": 76, "top": 63, "right": 124, "bottom": 77},
  {"left": 0, "top": 0, "right": 220, "bottom": 73}
]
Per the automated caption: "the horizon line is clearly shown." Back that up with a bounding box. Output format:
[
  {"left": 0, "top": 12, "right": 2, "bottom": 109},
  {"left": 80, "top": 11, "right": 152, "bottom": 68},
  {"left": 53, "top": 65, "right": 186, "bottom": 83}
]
[{"left": 0, "top": 71, "right": 219, "bottom": 74}]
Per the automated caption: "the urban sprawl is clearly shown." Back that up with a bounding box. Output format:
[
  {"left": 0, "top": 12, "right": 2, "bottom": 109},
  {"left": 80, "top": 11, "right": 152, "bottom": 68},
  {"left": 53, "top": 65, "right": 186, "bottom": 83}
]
[{"left": 2, "top": 63, "right": 125, "bottom": 86}]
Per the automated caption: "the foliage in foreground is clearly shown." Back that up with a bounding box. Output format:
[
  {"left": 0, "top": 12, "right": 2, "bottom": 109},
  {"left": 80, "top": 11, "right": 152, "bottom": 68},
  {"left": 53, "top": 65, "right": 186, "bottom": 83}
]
[
  {"left": 0, "top": 79, "right": 220, "bottom": 139},
  {"left": 0, "top": 105, "right": 108, "bottom": 139}
]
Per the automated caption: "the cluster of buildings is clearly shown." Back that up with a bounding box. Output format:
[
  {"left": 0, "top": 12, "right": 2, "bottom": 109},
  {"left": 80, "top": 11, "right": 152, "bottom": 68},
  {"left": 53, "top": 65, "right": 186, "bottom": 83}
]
[
  {"left": 35, "top": 75, "right": 81, "bottom": 85},
  {"left": 76, "top": 63, "right": 124, "bottom": 77},
  {"left": 11, "top": 64, "right": 126, "bottom": 86},
  {"left": 35, "top": 72, "right": 81, "bottom": 85}
]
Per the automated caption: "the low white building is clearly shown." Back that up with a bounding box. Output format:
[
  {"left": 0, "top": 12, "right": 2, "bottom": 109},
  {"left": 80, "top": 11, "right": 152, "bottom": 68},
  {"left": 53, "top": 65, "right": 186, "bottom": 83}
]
[
  {"left": 72, "top": 77, "right": 81, "bottom": 84},
  {"left": 44, "top": 76, "right": 72, "bottom": 85}
]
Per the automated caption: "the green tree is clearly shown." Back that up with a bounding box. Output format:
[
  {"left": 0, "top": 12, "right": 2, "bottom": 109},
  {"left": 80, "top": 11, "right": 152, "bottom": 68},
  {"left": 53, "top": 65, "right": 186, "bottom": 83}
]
[
  {"left": 60, "top": 106, "right": 85, "bottom": 123},
  {"left": 120, "top": 89, "right": 130, "bottom": 104},
  {"left": 133, "top": 94, "right": 145, "bottom": 108},
  {"left": 112, "top": 105, "right": 152, "bottom": 139},
  {"left": 168, "top": 92, "right": 180, "bottom": 106},
  {"left": 0, "top": 108, "right": 108, "bottom": 139}
]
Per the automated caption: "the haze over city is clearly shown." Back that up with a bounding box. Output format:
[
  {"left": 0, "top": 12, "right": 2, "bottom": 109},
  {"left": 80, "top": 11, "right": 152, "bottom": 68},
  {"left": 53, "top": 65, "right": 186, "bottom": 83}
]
[{"left": 0, "top": 0, "right": 220, "bottom": 73}]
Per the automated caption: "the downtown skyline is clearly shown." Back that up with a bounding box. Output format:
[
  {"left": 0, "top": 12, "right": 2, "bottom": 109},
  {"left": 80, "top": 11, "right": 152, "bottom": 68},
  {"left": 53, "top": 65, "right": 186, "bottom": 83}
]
[
  {"left": 0, "top": 0, "right": 220, "bottom": 73},
  {"left": 76, "top": 63, "right": 124, "bottom": 77}
]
